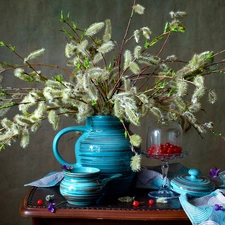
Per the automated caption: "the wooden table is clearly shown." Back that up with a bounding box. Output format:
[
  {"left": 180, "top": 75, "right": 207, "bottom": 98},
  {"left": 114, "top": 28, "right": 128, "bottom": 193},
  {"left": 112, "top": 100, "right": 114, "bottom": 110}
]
[{"left": 20, "top": 186, "right": 191, "bottom": 225}]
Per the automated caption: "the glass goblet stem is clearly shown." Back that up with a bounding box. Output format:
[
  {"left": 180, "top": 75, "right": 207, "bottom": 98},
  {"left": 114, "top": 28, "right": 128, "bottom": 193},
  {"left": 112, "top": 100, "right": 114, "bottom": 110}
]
[{"left": 161, "top": 160, "right": 169, "bottom": 188}]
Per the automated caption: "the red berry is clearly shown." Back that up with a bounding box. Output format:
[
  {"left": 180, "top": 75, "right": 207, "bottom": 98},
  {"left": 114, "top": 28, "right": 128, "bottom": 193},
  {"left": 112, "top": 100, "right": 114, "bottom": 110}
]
[
  {"left": 148, "top": 147, "right": 154, "bottom": 154},
  {"left": 177, "top": 146, "right": 182, "bottom": 153},
  {"left": 37, "top": 199, "right": 43, "bottom": 206},
  {"left": 162, "top": 144, "right": 168, "bottom": 152},
  {"left": 167, "top": 147, "right": 174, "bottom": 155},
  {"left": 165, "top": 142, "right": 171, "bottom": 148},
  {"left": 133, "top": 201, "right": 139, "bottom": 207},
  {"left": 149, "top": 199, "right": 154, "bottom": 205}
]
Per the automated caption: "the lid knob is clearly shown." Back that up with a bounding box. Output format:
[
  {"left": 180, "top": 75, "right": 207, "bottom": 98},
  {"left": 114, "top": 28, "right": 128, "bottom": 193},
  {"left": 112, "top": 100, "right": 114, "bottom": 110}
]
[{"left": 188, "top": 168, "right": 200, "bottom": 180}]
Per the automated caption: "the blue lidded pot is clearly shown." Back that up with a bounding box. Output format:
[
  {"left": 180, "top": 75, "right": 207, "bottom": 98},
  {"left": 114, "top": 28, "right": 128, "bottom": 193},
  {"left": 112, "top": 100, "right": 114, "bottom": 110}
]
[{"left": 171, "top": 168, "right": 215, "bottom": 197}]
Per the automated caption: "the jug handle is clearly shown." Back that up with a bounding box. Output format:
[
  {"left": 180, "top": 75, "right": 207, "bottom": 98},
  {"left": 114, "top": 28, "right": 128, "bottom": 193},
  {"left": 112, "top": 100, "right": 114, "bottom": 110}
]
[
  {"left": 101, "top": 174, "right": 122, "bottom": 186},
  {"left": 52, "top": 125, "right": 90, "bottom": 167}
]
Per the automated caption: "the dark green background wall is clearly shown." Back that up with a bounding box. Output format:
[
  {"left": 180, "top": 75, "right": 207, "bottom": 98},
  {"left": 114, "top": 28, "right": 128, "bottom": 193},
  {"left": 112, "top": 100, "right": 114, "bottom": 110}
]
[{"left": 1, "top": 0, "right": 225, "bottom": 224}]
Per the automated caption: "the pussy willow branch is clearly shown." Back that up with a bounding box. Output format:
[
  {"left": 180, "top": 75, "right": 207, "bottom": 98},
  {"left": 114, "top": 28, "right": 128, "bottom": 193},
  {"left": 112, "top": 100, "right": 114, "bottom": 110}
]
[
  {"left": 109, "top": 0, "right": 137, "bottom": 99},
  {"left": 116, "top": 30, "right": 173, "bottom": 94},
  {"left": 130, "top": 66, "right": 150, "bottom": 89},
  {"left": 120, "top": 120, "right": 136, "bottom": 153},
  {"left": 0, "top": 63, "right": 75, "bottom": 77},
  {"left": 157, "top": 31, "right": 171, "bottom": 57},
  {"left": 0, "top": 105, "right": 80, "bottom": 148},
  {"left": 137, "top": 66, "right": 161, "bottom": 92},
  {"left": 148, "top": 31, "right": 170, "bottom": 47},
  {"left": 62, "top": 16, "right": 111, "bottom": 69},
  {"left": 134, "top": 31, "right": 171, "bottom": 91},
  {"left": 61, "top": 19, "right": 81, "bottom": 42},
  {"left": 63, "top": 17, "right": 110, "bottom": 70},
  {"left": 4, "top": 44, "right": 23, "bottom": 61},
  {"left": 2, "top": 44, "right": 49, "bottom": 81},
  {"left": 212, "top": 49, "right": 225, "bottom": 58},
  {"left": 61, "top": 20, "right": 101, "bottom": 68},
  {"left": 116, "top": 0, "right": 137, "bottom": 76}
]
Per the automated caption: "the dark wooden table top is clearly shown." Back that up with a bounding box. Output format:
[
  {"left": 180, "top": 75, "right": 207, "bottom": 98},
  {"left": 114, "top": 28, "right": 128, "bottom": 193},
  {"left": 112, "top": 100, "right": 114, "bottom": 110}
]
[{"left": 20, "top": 186, "right": 191, "bottom": 224}]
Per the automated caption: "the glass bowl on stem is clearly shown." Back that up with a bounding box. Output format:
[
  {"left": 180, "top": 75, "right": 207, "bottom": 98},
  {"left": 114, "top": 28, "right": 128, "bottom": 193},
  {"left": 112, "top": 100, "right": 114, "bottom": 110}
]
[{"left": 143, "top": 119, "right": 186, "bottom": 199}]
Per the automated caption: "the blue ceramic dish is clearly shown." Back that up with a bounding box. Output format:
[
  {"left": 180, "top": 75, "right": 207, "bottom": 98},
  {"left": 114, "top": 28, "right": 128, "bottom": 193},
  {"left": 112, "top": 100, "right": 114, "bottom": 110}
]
[{"left": 170, "top": 168, "right": 215, "bottom": 197}]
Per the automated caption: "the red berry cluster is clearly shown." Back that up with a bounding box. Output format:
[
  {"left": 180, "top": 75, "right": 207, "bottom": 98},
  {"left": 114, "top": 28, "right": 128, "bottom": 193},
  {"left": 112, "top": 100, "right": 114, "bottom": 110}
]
[{"left": 147, "top": 142, "right": 182, "bottom": 156}]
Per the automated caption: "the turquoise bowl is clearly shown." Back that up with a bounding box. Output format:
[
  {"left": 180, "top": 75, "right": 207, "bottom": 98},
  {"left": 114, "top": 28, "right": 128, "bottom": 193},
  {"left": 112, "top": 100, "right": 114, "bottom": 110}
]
[{"left": 60, "top": 166, "right": 121, "bottom": 206}]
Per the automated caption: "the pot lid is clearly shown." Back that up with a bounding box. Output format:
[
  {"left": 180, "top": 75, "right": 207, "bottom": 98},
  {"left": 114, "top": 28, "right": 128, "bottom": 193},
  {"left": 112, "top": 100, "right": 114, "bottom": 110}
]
[{"left": 171, "top": 168, "right": 215, "bottom": 197}]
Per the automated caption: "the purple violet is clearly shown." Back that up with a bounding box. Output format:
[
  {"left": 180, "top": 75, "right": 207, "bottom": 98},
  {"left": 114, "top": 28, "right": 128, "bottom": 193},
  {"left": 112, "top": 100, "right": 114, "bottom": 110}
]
[
  {"left": 209, "top": 167, "right": 220, "bottom": 179},
  {"left": 47, "top": 202, "right": 56, "bottom": 213},
  {"left": 61, "top": 164, "right": 74, "bottom": 172},
  {"left": 214, "top": 204, "right": 224, "bottom": 211}
]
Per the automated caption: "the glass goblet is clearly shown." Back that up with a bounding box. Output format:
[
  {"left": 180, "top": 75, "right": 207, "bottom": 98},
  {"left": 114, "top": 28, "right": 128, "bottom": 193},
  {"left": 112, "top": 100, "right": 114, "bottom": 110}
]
[{"left": 143, "top": 119, "right": 184, "bottom": 199}]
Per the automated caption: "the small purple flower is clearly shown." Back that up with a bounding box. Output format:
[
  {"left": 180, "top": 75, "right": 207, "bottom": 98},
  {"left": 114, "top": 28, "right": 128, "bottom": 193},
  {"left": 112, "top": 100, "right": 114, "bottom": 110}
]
[
  {"left": 214, "top": 204, "right": 224, "bottom": 211},
  {"left": 209, "top": 167, "right": 220, "bottom": 178},
  {"left": 61, "top": 164, "right": 74, "bottom": 172},
  {"left": 47, "top": 202, "right": 56, "bottom": 213}
]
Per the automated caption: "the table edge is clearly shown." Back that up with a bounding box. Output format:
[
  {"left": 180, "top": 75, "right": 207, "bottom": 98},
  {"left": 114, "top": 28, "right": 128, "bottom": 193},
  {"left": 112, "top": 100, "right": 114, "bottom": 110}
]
[{"left": 19, "top": 187, "right": 189, "bottom": 221}]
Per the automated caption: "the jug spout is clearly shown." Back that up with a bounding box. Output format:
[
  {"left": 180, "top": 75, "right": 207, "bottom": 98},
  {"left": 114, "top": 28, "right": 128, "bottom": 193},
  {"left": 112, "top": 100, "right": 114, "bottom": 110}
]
[{"left": 101, "top": 174, "right": 122, "bottom": 187}]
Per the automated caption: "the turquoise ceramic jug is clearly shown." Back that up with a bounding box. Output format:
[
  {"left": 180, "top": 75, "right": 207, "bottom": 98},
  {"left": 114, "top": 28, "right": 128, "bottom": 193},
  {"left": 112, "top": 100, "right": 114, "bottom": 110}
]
[{"left": 52, "top": 115, "right": 134, "bottom": 196}]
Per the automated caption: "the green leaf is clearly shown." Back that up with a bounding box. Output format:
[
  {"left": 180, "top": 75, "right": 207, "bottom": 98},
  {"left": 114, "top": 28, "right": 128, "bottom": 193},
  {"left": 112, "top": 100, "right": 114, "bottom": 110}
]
[
  {"left": 4, "top": 62, "right": 13, "bottom": 67},
  {"left": 149, "top": 38, "right": 158, "bottom": 47},
  {"left": 0, "top": 101, "right": 15, "bottom": 109},
  {"left": 164, "top": 22, "right": 168, "bottom": 33},
  {"left": 171, "top": 71, "right": 176, "bottom": 77},
  {"left": 72, "top": 22, "right": 77, "bottom": 32},
  {"left": 77, "top": 63, "right": 81, "bottom": 70},
  {"left": 107, "top": 62, "right": 112, "bottom": 71},
  {"left": 109, "top": 99, "right": 114, "bottom": 104},
  {"left": 81, "top": 30, "right": 86, "bottom": 40},
  {"left": 166, "top": 69, "right": 172, "bottom": 76},
  {"left": 0, "top": 145, "right": 6, "bottom": 150},
  {"left": 61, "top": 28, "right": 74, "bottom": 39},
  {"left": 60, "top": 11, "right": 64, "bottom": 22},
  {"left": 144, "top": 40, "right": 150, "bottom": 49},
  {"left": 205, "top": 52, "right": 214, "bottom": 63},
  {"left": 91, "top": 100, "right": 97, "bottom": 106},
  {"left": 212, "top": 131, "right": 222, "bottom": 137},
  {"left": 53, "top": 74, "right": 64, "bottom": 82},
  {"left": 124, "top": 130, "right": 128, "bottom": 138},
  {"left": 205, "top": 52, "right": 214, "bottom": 60},
  {"left": 23, "top": 76, "right": 34, "bottom": 82},
  {"left": 9, "top": 44, "right": 15, "bottom": 52},
  {"left": 0, "top": 89, "right": 7, "bottom": 97},
  {"left": 23, "top": 111, "right": 31, "bottom": 117},
  {"left": 161, "top": 80, "right": 167, "bottom": 88},
  {"left": 170, "top": 24, "right": 186, "bottom": 33},
  {"left": 66, "top": 12, "right": 70, "bottom": 22},
  {"left": 219, "top": 70, "right": 225, "bottom": 74},
  {"left": 0, "top": 41, "right": 6, "bottom": 47},
  {"left": 84, "top": 58, "right": 90, "bottom": 68},
  {"left": 168, "top": 88, "right": 176, "bottom": 96},
  {"left": 178, "top": 26, "right": 185, "bottom": 33},
  {"left": 150, "top": 35, "right": 165, "bottom": 47}
]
